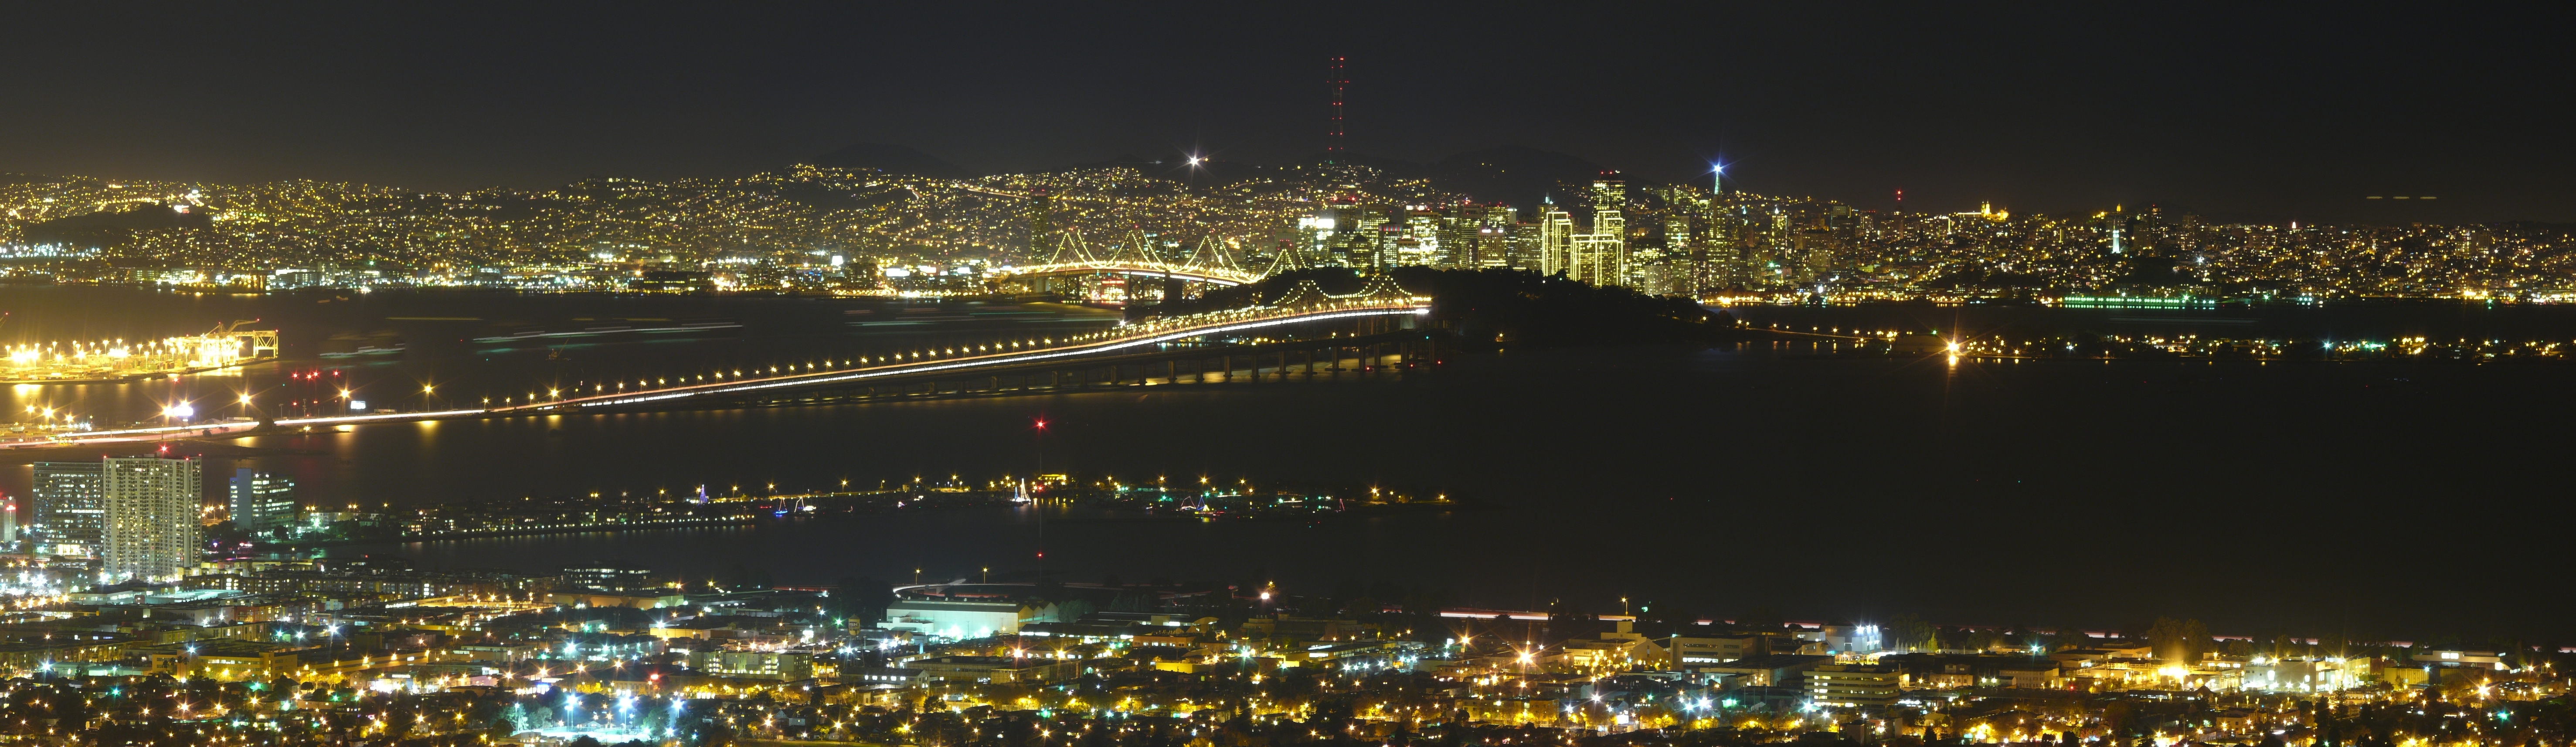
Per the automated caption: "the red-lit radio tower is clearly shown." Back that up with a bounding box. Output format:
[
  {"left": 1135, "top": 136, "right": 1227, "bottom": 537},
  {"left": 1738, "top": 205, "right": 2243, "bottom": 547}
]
[{"left": 1326, "top": 56, "right": 1347, "bottom": 163}]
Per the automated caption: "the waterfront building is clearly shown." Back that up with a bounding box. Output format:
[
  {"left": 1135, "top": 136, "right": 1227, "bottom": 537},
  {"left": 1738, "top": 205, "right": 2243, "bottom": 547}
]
[
  {"left": 688, "top": 650, "right": 814, "bottom": 680},
  {"left": 228, "top": 469, "right": 297, "bottom": 535},
  {"left": 31, "top": 461, "right": 105, "bottom": 557},
  {"left": 883, "top": 599, "right": 1025, "bottom": 637},
  {"left": 102, "top": 456, "right": 202, "bottom": 583},
  {"left": 562, "top": 563, "right": 655, "bottom": 592},
  {"left": 1807, "top": 663, "right": 1903, "bottom": 707}
]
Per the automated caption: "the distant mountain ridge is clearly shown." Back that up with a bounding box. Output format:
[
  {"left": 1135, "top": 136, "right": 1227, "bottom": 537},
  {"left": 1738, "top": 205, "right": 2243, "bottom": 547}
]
[
  {"left": 802, "top": 143, "right": 977, "bottom": 180},
  {"left": 799, "top": 142, "right": 1633, "bottom": 208}
]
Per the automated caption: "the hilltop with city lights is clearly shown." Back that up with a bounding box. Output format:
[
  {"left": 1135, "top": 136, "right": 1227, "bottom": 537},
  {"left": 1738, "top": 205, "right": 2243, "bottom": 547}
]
[{"left": 3, "top": 153, "right": 2575, "bottom": 304}]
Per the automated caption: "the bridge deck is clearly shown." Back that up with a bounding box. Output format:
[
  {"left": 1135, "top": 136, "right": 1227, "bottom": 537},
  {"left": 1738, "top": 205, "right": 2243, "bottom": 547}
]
[{"left": 6, "top": 301, "right": 1429, "bottom": 449}]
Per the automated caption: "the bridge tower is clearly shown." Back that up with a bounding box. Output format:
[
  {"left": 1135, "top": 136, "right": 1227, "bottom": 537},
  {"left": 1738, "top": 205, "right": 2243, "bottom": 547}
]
[
  {"left": 1107, "top": 227, "right": 1155, "bottom": 264},
  {"left": 1188, "top": 235, "right": 1241, "bottom": 274},
  {"left": 1262, "top": 238, "right": 1308, "bottom": 276},
  {"left": 1045, "top": 228, "right": 1095, "bottom": 265}
]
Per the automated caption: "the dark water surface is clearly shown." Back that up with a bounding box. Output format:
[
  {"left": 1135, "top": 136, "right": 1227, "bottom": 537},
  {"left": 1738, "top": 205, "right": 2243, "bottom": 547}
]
[{"left": 3, "top": 287, "right": 2572, "bottom": 641}]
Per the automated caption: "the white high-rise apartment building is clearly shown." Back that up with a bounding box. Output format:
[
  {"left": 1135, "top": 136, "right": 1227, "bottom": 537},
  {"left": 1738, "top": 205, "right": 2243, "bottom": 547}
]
[{"left": 104, "top": 456, "right": 201, "bottom": 583}]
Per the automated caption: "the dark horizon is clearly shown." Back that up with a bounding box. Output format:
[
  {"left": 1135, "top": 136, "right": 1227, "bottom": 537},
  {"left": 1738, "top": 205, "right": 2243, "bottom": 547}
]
[{"left": 3, "top": 4, "right": 2570, "bottom": 225}]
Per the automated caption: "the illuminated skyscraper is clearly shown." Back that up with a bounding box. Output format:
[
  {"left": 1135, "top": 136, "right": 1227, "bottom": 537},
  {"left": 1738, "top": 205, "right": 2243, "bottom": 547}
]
[
  {"left": 1293, "top": 214, "right": 1337, "bottom": 268},
  {"left": 103, "top": 456, "right": 201, "bottom": 583},
  {"left": 1475, "top": 205, "right": 1517, "bottom": 268},
  {"left": 1024, "top": 185, "right": 1053, "bottom": 256},
  {"left": 1575, "top": 175, "right": 1629, "bottom": 287},
  {"left": 1334, "top": 204, "right": 1393, "bottom": 269},
  {"left": 31, "top": 461, "right": 103, "bottom": 557},
  {"left": 1536, "top": 198, "right": 1574, "bottom": 277},
  {"left": 229, "top": 468, "right": 298, "bottom": 535},
  {"left": 1400, "top": 209, "right": 1442, "bottom": 266}
]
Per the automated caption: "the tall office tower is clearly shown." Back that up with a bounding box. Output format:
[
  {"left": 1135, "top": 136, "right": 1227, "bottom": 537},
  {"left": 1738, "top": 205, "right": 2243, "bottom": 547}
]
[
  {"left": 1768, "top": 208, "right": 1794, "bottom": 285},
  {"left": 31, "top": 461, "right": 105, "bottom": 557},
  {"left": 103, "top": 456, "right": 202, "bottom": 583},
  {"left": 1663, "top": 212, "right": 1695, "bottom": 257},
  {"left": 1, "top": 494, "right": 17, "bottom": 546},
  {"left": 1400, "top": 209, "right": 1442, "bottom": 266},
  {"left": 1536, "top": 199, "right": 1574, "bottom": 276},
  {"left": 1507, "top": 221, "right": 1542, "bottom": 271},
  {"left": 1293, "top": 214, "right": 1337, "bottom": 268},
  {"left": 1373, "top": 222, "right": 1406, "bottom": 272},
  {"left": 1024, "top": 185, "right": 1053, "bottom": 258},
  {"left": 1335, "top": 204, "right": 1393, "bottom": 269},
  {"left": 1572, "top": 234, "right": 1621, "bottom": 286},
  {"left": 229, "top": 469, "right": 297, "bottom": 535},
  {"left": 1577, "top": 175, "right": 1629, "bottom": 287},
  {"left": 1703, "top": 205, "right": 1743, "bottom": 290},
  {"left": 1436, "top": 209, "right": 1475, "bottom": 269},
  {"left": 1476, "top": 205, "right": 1518, "bottom": 268}
]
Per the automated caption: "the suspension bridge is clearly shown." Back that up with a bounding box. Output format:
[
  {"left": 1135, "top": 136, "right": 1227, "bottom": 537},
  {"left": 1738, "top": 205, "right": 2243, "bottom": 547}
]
[
  {"left": 995, "top": 230, "right": 1308, "bottom": 288},
  {"left": 8, "top": 275, "right": 1432, "bottom": 448}
]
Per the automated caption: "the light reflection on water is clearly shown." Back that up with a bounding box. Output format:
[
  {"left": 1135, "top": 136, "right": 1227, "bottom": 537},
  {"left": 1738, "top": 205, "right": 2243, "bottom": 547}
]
[{"left": 3, "top": 287, "right": 2573, "bottom": 637}]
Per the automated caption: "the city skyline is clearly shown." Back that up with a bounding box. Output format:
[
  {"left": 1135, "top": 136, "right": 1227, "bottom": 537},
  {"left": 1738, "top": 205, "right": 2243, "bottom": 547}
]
[{"left": 0, "top": 7, "right": 2569, "bottom": 744}]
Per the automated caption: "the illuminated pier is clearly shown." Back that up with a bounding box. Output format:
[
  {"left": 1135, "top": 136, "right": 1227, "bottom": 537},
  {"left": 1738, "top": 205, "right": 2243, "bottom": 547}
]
[{"left": 1, "top": 322, "right": 279, "bottom": 384}]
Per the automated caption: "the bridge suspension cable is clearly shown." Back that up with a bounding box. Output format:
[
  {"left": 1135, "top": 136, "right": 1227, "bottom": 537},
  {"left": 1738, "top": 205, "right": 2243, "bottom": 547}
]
[
  {"left": 1188, "top": 235, "right": 1241, "bottom": 273},
  {"left": 1044, "top": 229, "right": 1095, "bottom": 265}
]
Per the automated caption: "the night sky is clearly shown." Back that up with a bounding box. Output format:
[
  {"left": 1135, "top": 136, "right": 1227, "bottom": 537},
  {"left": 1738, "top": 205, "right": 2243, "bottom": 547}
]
[{"left": 6, "top": 3, "right": 2570, "bottom": 223}]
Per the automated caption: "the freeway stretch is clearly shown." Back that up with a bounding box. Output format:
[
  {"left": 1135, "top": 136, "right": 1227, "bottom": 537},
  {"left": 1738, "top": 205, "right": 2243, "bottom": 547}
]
[{"left": 7, "top": 283, "right": 1429, "bottom": 450}]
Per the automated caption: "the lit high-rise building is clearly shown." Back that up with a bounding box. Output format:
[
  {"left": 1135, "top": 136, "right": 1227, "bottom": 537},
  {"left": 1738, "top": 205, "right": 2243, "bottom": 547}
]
[
  {"left": 31, "top": 461, "right": 105, "bottom": 557},
  {"left": 1023, "top": 184, "right": 1053, "bottom": 256},
  {"left": 1400, "top": 209, "right": 1443, "bottom": 266},
  {"left": 1333, "top": 204, "right": 1393, "bottom": 269},
  {"left": 1475, "top": 205, "right": 1517, "bottom": 268},
  {"left": 229, "top": 468, "right": 298, "bottom": 535},
  {"left": 103, "top": 456, "right": 202, "bottom": 583},
  {"left": 1573, "top": 234, "right": 1622, "bottom": 286},
  {"left": 1537, "top": 199, "right": 1574, "bottom": 277},
  {"left": 1575, "top": 175, "right": 1629, "bottom": 287},
  {"left": 1293, "top": 215, "right": 1336, "bottom": 268},
  {"left": 1436, "top": 207, "right": 1482, "bottom": 269}
]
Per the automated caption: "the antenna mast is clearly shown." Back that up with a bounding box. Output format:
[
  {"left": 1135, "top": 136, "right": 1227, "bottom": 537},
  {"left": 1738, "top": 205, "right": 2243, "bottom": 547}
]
[{"left": 1326, "top": 56, "right": 1347, "bottom": 164}]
